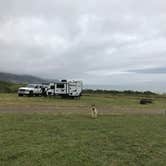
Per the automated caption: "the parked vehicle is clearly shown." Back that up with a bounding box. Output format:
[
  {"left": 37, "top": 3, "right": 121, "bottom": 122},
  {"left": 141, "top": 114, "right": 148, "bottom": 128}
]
[
  {"left": 47, "top": 80, "right": 83, "bottom": 98},
  {"left": 18, "top": 84, "right": 47, "bottom": 97}
]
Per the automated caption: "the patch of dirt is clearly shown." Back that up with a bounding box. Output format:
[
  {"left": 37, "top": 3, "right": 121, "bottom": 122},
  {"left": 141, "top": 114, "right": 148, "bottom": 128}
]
[{"left": 0, "top": 104, "right": 165, "bottom": 115}]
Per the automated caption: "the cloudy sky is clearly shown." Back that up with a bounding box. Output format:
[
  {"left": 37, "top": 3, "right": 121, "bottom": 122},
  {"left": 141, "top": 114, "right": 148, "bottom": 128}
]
[{"left": 0, "top": 0, "right": 166, "bottom": 91}]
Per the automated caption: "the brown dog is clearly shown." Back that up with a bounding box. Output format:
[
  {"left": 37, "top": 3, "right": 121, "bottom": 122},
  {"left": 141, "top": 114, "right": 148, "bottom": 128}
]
[{"left": 90, "top": 104, "right": 98, "bottom": 118}]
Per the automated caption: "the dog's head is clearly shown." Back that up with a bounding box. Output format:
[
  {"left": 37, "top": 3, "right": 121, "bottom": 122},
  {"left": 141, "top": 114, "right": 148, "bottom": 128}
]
[{"left": 91, "top": 104, "right": 95, "bottom": 107}]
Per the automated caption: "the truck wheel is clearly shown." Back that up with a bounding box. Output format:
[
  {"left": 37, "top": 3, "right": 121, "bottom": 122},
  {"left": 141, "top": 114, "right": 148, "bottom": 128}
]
[
  {"left": 29, "top": 91, "right": 33, "bottom": 97},
  {"left": 18, "top": 94, "right": 23, "bottom": 97}
]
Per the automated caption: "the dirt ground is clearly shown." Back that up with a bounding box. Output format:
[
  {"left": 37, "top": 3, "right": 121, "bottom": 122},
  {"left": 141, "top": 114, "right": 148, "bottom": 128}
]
[
  {"left": 0, "top": 93, "right": 165, "bottom": 115},
  {"left": 0, "top": 103, "right": 165, "bottom": 115}
]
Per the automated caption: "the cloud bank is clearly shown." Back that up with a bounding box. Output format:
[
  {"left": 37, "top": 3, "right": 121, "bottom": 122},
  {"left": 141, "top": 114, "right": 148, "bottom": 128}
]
[{"left": 0, "top": 0, "right": 166, "bottom": 91}]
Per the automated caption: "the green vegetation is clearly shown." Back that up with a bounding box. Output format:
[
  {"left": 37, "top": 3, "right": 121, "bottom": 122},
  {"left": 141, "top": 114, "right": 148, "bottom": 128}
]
[
  {"left": 0, "top": 93, "right": 166, "bottom": 165},
  {"left": 83, "top": 89, "right": 157, "bottom": 96},
  {"left": 0, "top": 81, "right": 24, "bottom": 93},
  {"left": 0, "top": 114, "right": 166, "bottom": 166}
]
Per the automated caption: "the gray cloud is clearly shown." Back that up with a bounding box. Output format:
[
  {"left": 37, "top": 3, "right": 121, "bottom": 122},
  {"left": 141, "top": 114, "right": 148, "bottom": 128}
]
[
  {"left": 0, "top": 0, "right": 166, "bottom": 91},
  {"left": 130, "top": 67, "right": 166, "bottom": 74}
]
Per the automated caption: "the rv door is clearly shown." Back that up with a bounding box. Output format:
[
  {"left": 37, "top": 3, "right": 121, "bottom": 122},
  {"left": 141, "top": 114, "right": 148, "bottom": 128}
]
[{"left": 55, "top": 83, "right": 67, "bottom": 94}]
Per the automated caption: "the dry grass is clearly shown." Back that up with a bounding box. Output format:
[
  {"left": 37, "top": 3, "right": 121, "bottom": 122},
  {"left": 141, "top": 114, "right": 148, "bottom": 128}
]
[{"left": 0, "top": 93, "right": 166, "bottom": 115}]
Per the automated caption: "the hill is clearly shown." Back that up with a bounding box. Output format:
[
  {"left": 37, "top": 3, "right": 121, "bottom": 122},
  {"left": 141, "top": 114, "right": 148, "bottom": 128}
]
[
  {"left": 0, "top": 72, "right": 48, "bottom": 84},
  {"left": 0, "top": 81, "right": 24, "bottom": 93}
]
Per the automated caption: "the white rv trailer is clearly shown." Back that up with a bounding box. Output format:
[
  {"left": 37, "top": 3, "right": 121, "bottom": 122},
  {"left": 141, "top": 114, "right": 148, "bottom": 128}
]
[{"left": 47, "top": 80, "right": 83, "bottom": 98}]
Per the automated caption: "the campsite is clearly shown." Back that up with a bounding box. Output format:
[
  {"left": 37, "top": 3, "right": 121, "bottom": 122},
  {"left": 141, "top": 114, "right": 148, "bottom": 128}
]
[{"left": 0, "top": 0, "right": 166, "bottom": 165}]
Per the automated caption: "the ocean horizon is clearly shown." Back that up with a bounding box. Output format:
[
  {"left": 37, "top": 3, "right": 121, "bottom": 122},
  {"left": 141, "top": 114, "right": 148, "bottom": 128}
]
[{"left": 84, "top": 84, "right": 166, "bottom": 94}]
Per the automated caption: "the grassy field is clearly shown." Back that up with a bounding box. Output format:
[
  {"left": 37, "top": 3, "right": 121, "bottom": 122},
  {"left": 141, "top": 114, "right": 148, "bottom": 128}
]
[
  {"left": 0, "top": 93, "right": 166, "bottom": 165},
  {"left": 0, "top": 114, "right": 166, "bottom": 166},
  {"left": 0, "top": 93, "right": 166, "bottom": 114}
]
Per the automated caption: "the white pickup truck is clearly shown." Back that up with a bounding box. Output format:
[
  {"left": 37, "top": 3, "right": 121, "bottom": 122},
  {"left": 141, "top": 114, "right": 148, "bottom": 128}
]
[{"left": 18, "top": 84, "right": 44, "bottom": 97}]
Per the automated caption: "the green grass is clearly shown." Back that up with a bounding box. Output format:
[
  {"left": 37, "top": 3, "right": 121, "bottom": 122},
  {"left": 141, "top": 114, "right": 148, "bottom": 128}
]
[
  {"left": 0, "top": 114, "right": 166, "bottom": 166},
  {"left": 0, "top": 81, "right": 24, "bottom": 93},
  {"left": 0, "top": 93, "right": 166, "bottom": 165}
]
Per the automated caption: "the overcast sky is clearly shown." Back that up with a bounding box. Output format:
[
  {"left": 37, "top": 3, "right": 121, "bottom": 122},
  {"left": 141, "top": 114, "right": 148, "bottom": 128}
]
[{"left": 0, "top": 0, "right": 166, "bottom": 91}]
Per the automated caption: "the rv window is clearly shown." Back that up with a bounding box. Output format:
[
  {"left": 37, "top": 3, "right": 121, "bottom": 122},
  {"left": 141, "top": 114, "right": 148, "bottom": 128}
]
[
  {"left": 57, "top": 84, "right": 64, "bottom": 88},
  {"left": 50, "top": 85, "right": 55, "bottom": 89}
]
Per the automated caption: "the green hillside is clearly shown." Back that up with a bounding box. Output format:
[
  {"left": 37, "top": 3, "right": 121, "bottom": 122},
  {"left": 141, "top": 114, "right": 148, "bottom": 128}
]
[
  {"left": 0, "top": 81, "right": 24, "bottom": 93},
  {"left": 0, "top": 72, "right": 48, "bottom": 83}
]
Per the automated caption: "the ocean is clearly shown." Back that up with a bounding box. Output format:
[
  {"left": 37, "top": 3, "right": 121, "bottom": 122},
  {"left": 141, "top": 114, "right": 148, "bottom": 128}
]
[{"left": 84, "top": 84, "right": 166, "bottom": 94}]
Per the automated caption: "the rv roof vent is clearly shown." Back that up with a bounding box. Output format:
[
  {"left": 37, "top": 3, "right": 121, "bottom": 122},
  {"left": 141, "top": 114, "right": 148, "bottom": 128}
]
[{"left": 61, "top": 80, "right": 67, "bottom": 82}]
